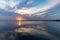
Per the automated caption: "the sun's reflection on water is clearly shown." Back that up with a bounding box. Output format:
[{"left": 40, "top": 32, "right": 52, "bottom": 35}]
[
  {"left": 16, "top": 17, "right": 26, "bottom": 27},
  {"left": 18, "top": 20, "right": 22, "bottom": 26}
]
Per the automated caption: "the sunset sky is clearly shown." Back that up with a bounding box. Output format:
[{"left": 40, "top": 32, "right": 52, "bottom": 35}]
[{"left": 0, "top": 0, "right": 60, "bottom": 20}]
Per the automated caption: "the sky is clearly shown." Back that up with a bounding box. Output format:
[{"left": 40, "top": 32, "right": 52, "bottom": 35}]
[{"left": 0, "top": 0, "right": 60, "bottom": 20}]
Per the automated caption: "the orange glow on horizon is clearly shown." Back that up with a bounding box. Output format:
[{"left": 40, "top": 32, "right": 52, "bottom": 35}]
[{"left": 17, "top": 17, "right": 23, "bottom": 21}]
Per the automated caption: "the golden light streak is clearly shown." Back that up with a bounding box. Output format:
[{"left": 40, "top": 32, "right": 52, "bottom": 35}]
[{"left": 18, "top": 20, "right": 22, "bottom": 26}]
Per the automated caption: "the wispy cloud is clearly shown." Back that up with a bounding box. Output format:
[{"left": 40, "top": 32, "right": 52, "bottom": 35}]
[
  {"left": 0, "top": 0, "right": 20, "bottom": 10},
  {"left": 0, "top": 0, "right": 60, "bottom": 20},
  {"left": 8, "top": 1, "right": 19, "bottom": 8},
  {"left": 0, "top": 14, "right": 16, "bottom": 20},
  {"left": 14, "top": 0, "right": 60, "bottom": 16}
]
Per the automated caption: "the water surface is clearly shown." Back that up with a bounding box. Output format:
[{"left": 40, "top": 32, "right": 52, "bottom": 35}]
[{"left": 0, "top": 21, "right": 60, "bottom": 40}]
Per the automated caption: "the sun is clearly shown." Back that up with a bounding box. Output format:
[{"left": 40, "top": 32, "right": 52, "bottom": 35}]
[
  {"left": 17, "top": 17, "right": 23, "bottom": 21},
  {"left": 17, "top": 17, "right": 26, "bottom": 21}
]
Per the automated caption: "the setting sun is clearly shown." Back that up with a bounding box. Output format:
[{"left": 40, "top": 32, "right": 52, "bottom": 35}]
[{"left": 17, "top": 17, "right": 24, "bottom": 21}]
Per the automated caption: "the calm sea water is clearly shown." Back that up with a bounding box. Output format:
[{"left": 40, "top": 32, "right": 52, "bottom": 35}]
[
  {"left": 44, "top": 21, "right": 60, "bottom": 39},
  {"left": 0, "top": 21, "right": 60, "bottom": 40}
]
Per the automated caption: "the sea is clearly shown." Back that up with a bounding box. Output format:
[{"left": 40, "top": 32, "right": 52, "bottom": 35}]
[{"left": 0, "top": 21, "right": 60, "bottom": 40}]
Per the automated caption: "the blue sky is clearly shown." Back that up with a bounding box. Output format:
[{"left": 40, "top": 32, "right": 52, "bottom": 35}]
[{"left": 0, "top": 0, "right": 60, "bottom": 20}]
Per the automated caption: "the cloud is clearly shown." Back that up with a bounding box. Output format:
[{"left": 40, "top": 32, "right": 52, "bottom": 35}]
[
  {"left": 8, "top": 0, "right": 20, "bottom": 8},
  {"left": 0, "top": 0, "right": 20, "bottom": 10},
  {"left": 0, "top": 0, "right": 60, "bottom": 20},
  {"left": 0, "top": 0, "right": 59, "bottom": 14},
  {"left": 14, "top": 0, "right": 60, "bottom": 16},
  {"left": 0, "top": 14, "right": 16, "bottom": 20},
  {"left": 27, "top": 0, "right": 34, "bottom": 4},
  {"left": 0, "top": 0, "right": 6, "bottom": 9},
  {"left": 42, "top": 2, "right": 60, "bottom": 20}
]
